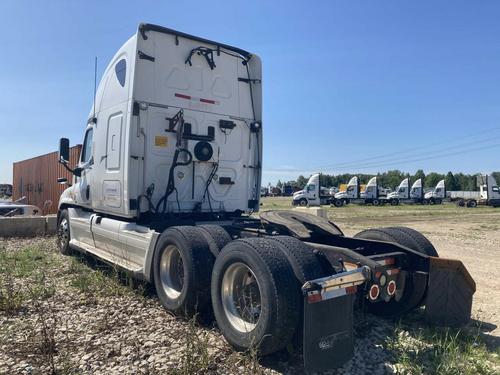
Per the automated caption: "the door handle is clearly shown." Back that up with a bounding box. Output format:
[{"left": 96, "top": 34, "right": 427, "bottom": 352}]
[{"left": 86, "top": 185, "right": 90, "bottom": 200}]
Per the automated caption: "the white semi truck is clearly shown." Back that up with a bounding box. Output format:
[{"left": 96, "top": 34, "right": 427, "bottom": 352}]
[
  {"left": 386, "top": 178, "right": 444, "bottom": 205},
  {"left": 56, "top": 24, "right": 475, "bottom": 372},
  {"left": 423, "top": 179, "right": 446, "bottom": 204},
  {"left": 333, "top": 176, "right": 388, "bottom": 206},
  {"left": 455, "top": 174, "right": 500, "bottom": 208},
  {"left": 386, "top": 178, "right": 424, "bottom": 205},
  {"left": 292, "top": 173, "right": 338, "bottom": 207}
]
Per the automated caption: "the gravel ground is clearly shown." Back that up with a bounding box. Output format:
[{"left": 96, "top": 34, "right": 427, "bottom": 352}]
[{"left": 1, "top": 215, "right": 499, "bottom": 375}]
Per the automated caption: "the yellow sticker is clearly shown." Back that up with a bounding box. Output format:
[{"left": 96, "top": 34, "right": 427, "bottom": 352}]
[{"left": 155, "top": 135, "right": 168, "bottom": 147}]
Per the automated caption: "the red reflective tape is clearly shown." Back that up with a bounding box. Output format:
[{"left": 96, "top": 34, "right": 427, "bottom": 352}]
[
  {"left": 175, "top": 93, "right": 191, "bottom": 100},
  {"left": 307, "top": 292, "right": 322, "bottom": 304},
  {"left": 200, "top": 98, "right": 216, "bottom": 104},
  {"left": 346, "top": 286, "right": 357, "bottom": 295}
]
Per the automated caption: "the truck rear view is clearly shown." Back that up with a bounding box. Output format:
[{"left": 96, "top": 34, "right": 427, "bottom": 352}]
[{"left": 56, "top": 24, "right": 476, "bottom": 373}]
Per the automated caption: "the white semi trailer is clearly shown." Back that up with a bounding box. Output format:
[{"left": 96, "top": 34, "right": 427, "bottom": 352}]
[
  {"left": 56, "top": 24, "right": 475, "bottom": 372},
  {"left": 455, "top": 174, "right": 500, "bottom": 208}
]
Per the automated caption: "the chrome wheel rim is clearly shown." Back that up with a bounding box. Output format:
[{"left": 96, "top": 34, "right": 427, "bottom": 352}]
[
  {"left": 160, "top": 245, "right": 184, "bottom": 299},
  {"left": 58, "top": 218, "right": 69, "bottom": 248},
  {"left": 221, "top": 262, "right": 262, "bottom": 333}
]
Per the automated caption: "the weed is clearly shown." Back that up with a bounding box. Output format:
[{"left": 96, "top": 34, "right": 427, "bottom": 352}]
[{"left": 385, "top": 323, "right": 499, "bottom": 375}]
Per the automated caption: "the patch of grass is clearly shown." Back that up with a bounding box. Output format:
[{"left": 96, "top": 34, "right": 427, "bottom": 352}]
[
  {"left": 385, "top": 324, "right": 499, "bottom": 375},
  {"left": 67, "top": 257, "right": 131, "bottom": 301},
  {"left": 171, "top": 315, "right": 214, "bottom": 374},
  {"left": 0, "top": 244, "right": 59, "bottom": 313}
]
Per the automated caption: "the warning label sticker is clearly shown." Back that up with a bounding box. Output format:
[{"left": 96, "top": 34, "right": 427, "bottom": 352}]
[{"left": 155, "top": 136, "right": 168, "bottom": 147}]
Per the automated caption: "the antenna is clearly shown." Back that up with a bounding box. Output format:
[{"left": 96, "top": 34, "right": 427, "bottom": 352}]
[{"left": 93, "top": 56, "right": 97, "bottom": 120}]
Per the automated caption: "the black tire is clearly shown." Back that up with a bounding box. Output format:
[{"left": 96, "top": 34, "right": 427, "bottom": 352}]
[
  {"left": 298, "top": 198, "right": 307, "bottom": 207},
  {"left": 211, "top": 238, "right": 301, "bottom": 355},
  {"left": 57, "top": 209, "right": 72, "bottom": 255},
  {"left": 387, "top": 227, "right": 438, "bottom": 257},
  {"left": 390, "top": 199, "right": 399, "bottom": 206},
  {"left": 429, "top": 198, "right": 436, "bottom": 205},
  {"left": 266, "top": 236, "right": 328, "bottom": 283},
  {"left": 153, "top": 226, "right": 214, "bottom": 316},
  {"left": 354, "top": 227, "right": 437, "bottom": 316},
  {"left": 372, "top": 199, "right": 380, "bottom": 206},
  {"left": 197, "top": 225, "right": 232, "bottom": 257},
  {"left": 457, "top": 199, "right": 465, "bottom": 207},
  {"left": 333, "top": 199, "right": 343, "bottom": 208},
  {"left": 435, "top": 198, "right": 442, "bottom": 204},
  {"left": 467, "top": 200, "right": 477, "bottom": 208}
]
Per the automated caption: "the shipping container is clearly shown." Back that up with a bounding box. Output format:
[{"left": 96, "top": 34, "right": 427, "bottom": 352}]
[{"left": 12, "top": 145, "right": 82, "bottom": 215}]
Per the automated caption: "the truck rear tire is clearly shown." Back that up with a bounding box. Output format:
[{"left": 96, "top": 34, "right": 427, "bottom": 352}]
[
  {"left": 457, "top": 199, "right": 465, "bottom": 207},
  {"left": 197, "top": 224, "right": 232, "bottom": 257},
  {"left": 211, "top": 238, "right": 301, "bottom": 355},
  {"left": 153, "top": 226, "right": 214, "bottom": 317},
  {"left": 390, "top": 199, "right": 399, "bottom": 206},
  {"left": 387, "top": 227, "right": 438, "bottom": 257},
  {"left": 354, "top": 227, "right": 437, "bottom": 316},
  {"left": 467, "top": 199, "right": 478, "bottom": 208},
  {"left": 372, "top": 199, "right": 380, "bottom": 206},
  {"left": 57, "top": 209, "right": 72, "bottom": 255}
]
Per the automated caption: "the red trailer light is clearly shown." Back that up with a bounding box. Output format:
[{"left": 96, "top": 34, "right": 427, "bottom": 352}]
[
  {"left": 387, "top": 280, "right": 396, "bottom": 296},
  {"left": 369, "top": 284, "right": 380, "bottom": 300}
]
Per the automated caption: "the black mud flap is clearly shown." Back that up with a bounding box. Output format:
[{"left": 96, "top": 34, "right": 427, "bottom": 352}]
[
  {"left": 424, "top": 257, "right": 476, "bottom": 327},
  {"left": 303, "top": 294, "right": 355, "bottom": 373}
]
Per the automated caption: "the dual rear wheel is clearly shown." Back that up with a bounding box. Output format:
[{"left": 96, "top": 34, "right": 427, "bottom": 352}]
[{"left": 153, "top": 227, "right": 327, "bottom": 355}]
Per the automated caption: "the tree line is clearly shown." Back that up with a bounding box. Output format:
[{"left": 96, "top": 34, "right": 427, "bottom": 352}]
[{"left": 275, "top": 170, "right": 500, "bottom": 191}]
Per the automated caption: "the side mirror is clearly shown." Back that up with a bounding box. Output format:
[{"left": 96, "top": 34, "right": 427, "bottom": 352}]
[
  {"left": 73, "top": 167, "right": 82, "bottom": 177},
  {"left": 59, "top": 138, "right": 70, "bottom": 163}
]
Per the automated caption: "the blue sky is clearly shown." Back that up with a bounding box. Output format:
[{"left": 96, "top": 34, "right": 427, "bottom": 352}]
[{"left": 1, "top": 1, "right": 499, "bottom": 185}]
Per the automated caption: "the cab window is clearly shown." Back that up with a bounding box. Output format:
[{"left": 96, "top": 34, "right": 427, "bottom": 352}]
[
  {"left": 492, "top": 186, "right": 499, "bottom": 193},
  {"left": 436, "top": 188, "right": 442, "bottom": 193},
  {"left": 307, "top": 184, "right": 316, "bottom": 192},
  {"left": 81, "top": 128, "right": 94, "bottom": 163}
]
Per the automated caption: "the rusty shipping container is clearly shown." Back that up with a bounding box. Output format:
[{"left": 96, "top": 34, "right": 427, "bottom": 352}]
[{"left": 12, "top": 145, "right": 82, "bottom": 215}]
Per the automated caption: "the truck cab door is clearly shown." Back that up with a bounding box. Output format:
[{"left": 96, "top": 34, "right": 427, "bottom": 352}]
[
  {"left": 75, "top": 126, "right": 94, "bottom": 208},
  {"left": 306, "top": 183, "right": 319, "bottom": 204}
]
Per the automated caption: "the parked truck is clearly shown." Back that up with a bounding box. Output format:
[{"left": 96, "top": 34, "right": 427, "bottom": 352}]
[
  {"left": 292, "top": 173, "right": 332, "bottom": 206},
  {"left": 455, "top": 174, "right": 500, "bottom": 208},
  {"left": 386, "top": 178, "right": 424, "bottom": 205},
  {"left": 424, "top": 179, "right": 446, "bottom": 205},
  {"left": 56, "top": 24, "right": 475, "bottom": 372},
  {"left": 333, "top": 176, "right": 386, "bottom": 206}
]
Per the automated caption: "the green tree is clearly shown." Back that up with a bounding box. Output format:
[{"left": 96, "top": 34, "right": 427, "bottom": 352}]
[
  {"left": 445, "top": 172, "right": 459, "bottom": 191},
  {"left": 296, "top": 175, "right": 308, "bottom": 189}
]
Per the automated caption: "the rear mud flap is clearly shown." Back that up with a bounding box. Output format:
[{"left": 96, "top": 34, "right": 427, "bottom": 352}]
[
  {"left": 424, "top": 257, "right": 476, "bottom": 327},
  {"left": 303, "top": 294, "right": 355, "bottom": 373}
]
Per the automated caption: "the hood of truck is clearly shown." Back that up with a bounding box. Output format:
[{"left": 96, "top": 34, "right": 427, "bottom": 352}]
[
  {"left": 386, "top": 191, "right": 398, "bottom": 199},
  {"left": 335, "top": 191, "right": 347, "bottom": 199}
]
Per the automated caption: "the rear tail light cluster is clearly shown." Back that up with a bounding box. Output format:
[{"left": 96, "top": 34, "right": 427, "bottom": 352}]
[
  {"left": 369, "top": 284, "right": 380, "bottom": 300},
  {"left": 387, "top": 280, "right": 397, "bottom": 296}
]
